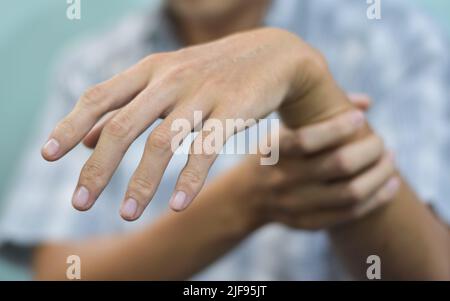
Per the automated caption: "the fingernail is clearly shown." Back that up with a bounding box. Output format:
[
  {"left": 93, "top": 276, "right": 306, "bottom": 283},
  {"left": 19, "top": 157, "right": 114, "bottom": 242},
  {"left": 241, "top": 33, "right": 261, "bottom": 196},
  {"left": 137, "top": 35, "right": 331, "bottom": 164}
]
[
  {"left": 72, "top": 186, "right": 90, "bottom": 209},
  {"left": 351, "top": 111, "right": 365, "bottom": 128},
  {"left": 169, "top": 191, "right": 189, "bottom": 211},
  {"left": 42, "top": 138, "right": 60, "bottom": 158},
  {"left": 121, "top": 198, "right": 138, "bottom": 219}
]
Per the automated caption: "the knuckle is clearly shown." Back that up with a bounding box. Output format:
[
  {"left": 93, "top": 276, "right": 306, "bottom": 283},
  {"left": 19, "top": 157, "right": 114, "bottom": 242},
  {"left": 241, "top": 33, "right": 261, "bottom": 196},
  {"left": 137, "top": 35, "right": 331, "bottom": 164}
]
[
  {"left": 296, "top": 131, "right": 313, "bottom": 154},
  {"left": 147, "top": 129, "right": 172, "bottom": 153},
  {"left": 334, "top": 151, "right": 353, "bottom": 174},
  {"left": 129, "top": 176, "right": 154, "bottom": 198},
  {"left": 81, "top": 161, "right": 107, "bottom": 187},
  {"left": 174, "top": 47, "right": 193, "bottom": 57},
  {"left": 81, "top": 84, "right": 107, "bottom": 107},
  {"left": 332, "top": 120, "right": 352, "bottom": 138},
  {"left": 141, "top": 52, "right": 170, "bottom": 69},
  {"left": 180, "top": 168, "right": 202, "bottom": 187},
  {"left": 107, "top": 72, "right": 129, "bottom": 88},
  {"left": 346, "top": 182, "right": 365, "bottom": 204},
  {"left": 104, "top": 115, "right": 132, "bottom": 139},
  {"left": 171, "top": 63, "right": 193, "bottom": 77},
  {"left": 195, "top": 151, "right": 218, "bottom": 163},
  {"left": 160, "top": 63, "right": 194, "bottom": 84}
]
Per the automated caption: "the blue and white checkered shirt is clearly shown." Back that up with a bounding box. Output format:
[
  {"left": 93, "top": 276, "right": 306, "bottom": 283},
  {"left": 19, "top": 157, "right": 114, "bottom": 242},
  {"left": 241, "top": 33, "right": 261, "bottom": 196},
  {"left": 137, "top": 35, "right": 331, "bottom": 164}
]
[{"left": 1, "top": 0, "right": 449, "bottom": 280}]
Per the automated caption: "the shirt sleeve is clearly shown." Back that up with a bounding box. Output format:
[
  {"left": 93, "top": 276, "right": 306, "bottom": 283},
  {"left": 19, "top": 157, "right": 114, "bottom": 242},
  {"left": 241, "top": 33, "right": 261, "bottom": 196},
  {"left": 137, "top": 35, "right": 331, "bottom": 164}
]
[
  {"left": 0, "top": 59, "right": 129, "bottom": 268},
  {"left": 361, "top": 3, "right": 450, "bottom": 225},
  {"left": 0, "top": 11, "right": 168, "bottom": 271}
]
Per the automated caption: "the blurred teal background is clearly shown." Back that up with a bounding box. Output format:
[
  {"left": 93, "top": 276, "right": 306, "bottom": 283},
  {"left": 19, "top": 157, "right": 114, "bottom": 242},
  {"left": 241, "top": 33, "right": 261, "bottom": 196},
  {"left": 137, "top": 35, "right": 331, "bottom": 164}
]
[
  {"left": 0, "top": 0, "right": 155, "bottom": 280},
  {"left": 0, "top": 0, "right": 449, "bottom": 280}
]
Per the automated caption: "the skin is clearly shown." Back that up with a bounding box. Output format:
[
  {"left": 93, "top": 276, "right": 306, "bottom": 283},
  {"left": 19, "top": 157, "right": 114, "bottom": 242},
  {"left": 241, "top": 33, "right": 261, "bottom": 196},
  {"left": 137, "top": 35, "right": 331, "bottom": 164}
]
[
  {"left": 35, "top": 97, "right": 398, "bottom": 280},
  {"left": 169, "top": 0, "right": 271, "bottom": 45},
  {"left": 42, "top": 27, "right": 334, "bottom": 219},
  {"left": 83, "top": 95, "right": 399, "bottom": 230},
  {"left": 169, "top": 0, "right": 252, "bottom": 20},
  {"left": 37, "top": 0, "right": 450, "bottom": 279}
]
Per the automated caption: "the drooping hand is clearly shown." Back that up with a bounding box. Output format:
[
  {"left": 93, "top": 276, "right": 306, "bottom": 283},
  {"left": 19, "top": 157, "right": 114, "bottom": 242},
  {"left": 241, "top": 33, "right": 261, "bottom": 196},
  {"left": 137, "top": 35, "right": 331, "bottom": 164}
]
[{"left": 41, "top": 28, "right": 346, "bottom": 220}]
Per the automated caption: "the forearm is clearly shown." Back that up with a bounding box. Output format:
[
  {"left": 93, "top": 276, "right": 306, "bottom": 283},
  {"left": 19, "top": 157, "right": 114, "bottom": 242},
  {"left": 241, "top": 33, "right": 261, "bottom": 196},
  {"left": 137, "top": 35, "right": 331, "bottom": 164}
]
[
  {"left": 33, "top": 162, "right": 263, "bottom": 280},
  {"left": 282, "top": 60, "right": 450, "bottom": 280},
  {"left": 328, "top": 181, "right": 450, "bottom": 280}
]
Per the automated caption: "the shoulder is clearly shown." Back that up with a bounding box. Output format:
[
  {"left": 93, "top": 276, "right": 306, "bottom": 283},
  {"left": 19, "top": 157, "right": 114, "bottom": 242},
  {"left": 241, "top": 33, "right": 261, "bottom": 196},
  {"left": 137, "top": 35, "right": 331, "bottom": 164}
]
[
  {"left": 305, "top": 0, "right": 449, "bottom": 58},
  {"left": 297, "top": 0, "right": 449, "bottom": 92}
]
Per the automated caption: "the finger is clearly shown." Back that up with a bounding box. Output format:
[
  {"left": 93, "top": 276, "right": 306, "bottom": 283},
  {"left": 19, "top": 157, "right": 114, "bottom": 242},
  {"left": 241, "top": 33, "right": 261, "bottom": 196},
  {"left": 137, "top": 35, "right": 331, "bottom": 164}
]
[
  {"left": 277, "top": 126, "right": 300, "bottom": 156},
  {"left": 346, "top": 176, "right": 400, "bottom": 218},
  {"left": 281, "top": 110, "right": 365, "bottom": 156},
  {"left": 274, "top": 174, "right": 399, "bottom": 231},
  {"left": 294, "top": 176, "right": 399, "bottom": 230},
  {"left": 170, "top": 112, "right": 237, "bottom": 212},
  {"left": 277, "top": 133, "right": 384, "bottom": 185},
  {"left": 72, "top": 84, "right": 175, "bottom": 212},
  {"left": 277, "top": 151, "right": 395, "bottom": 212},
  {"left": 348, "top": 93, "right": 372, "bottom": 111},
  {"left": 121, "top": 105, "right": 210, "bottom": 220},
  {"left": 330, "top": 151, "right": 396, "bottom": 207},
  {"left": 278, "top": 95, "right": 370, "bottom": 156},
  {"left": 83, "top": 110, "right": 119, "bottom": 149},
  {"left": 311, "top": 134, "right": 384, "bottom": 181},
  {"left": 275, "top": 184, "right": 336, "bottom": 213},
  {"left": 41, "top": 62, "right": 151, "bottom": 161}
]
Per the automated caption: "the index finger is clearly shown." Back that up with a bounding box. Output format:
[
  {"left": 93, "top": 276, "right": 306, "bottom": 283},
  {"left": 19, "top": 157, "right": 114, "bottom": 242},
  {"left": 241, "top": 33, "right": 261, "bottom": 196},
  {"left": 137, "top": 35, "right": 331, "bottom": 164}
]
[{"left": 41, "top": 64, "right": 149, "bottom": 161}]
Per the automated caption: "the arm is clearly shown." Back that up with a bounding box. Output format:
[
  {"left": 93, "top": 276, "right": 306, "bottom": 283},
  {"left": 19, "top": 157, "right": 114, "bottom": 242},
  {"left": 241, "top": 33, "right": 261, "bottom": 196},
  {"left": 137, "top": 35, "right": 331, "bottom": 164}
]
[
  {"left": 33, "top": 161, "right": 263, "bottom": 280},
  {"left": 41, "top": 26, "right": 450, "bottom": 279},
  {"left": 39, "top": 28, "right": 363, "bottom": 220},
  {"left": 34, "top": 101, "right": 397, "bottom": 280},
  {"left": 328, "top": 184, "right": 450, "bottom": 280},
  {"left": 280, "top": 59, "right": 450, "bottom": 280}
]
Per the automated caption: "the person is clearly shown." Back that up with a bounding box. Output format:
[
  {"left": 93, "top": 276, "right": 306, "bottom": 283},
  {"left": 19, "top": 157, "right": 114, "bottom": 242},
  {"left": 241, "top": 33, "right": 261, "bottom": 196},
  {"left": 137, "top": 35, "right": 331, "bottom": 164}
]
[{"left": 1, "top": 0, "right": 449, "bottom": 280}]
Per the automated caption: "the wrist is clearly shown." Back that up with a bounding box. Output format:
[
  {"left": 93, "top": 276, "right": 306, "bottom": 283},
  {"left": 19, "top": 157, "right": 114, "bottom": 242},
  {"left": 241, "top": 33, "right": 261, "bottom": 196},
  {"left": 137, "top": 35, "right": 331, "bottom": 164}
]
[
  {"left": 259, "top": 28, "right": 329, "bottom": 107},
  {"left": 286, "top": 37, "right": 330, "bottom": 102},
  {"left": 280, "top": 43, "right": 353, "bottom": 128}
]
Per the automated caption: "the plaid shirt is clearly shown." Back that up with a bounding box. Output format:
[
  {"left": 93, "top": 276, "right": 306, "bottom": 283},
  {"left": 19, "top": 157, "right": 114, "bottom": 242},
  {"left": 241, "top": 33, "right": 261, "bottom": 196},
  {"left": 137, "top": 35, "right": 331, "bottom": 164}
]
[{"left": 1, "top": 0, "right": 449, "bottom": 280}]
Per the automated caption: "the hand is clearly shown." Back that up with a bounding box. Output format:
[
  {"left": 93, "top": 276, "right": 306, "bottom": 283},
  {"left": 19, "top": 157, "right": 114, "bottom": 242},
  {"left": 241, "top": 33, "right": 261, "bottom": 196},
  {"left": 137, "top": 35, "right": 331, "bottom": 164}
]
[
  {"left": 41, "top": 28, "right": 333, "bottom": 220},
  {"left": 248, "top": 95, "right": 399, "bottom": 230}
]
